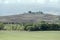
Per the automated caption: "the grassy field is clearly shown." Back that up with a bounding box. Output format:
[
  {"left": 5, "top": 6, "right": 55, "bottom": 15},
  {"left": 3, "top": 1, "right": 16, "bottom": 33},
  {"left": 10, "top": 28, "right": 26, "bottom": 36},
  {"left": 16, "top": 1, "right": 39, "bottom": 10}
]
[{"left": 0, "top": 31, "right": 60, "bottom": 40}]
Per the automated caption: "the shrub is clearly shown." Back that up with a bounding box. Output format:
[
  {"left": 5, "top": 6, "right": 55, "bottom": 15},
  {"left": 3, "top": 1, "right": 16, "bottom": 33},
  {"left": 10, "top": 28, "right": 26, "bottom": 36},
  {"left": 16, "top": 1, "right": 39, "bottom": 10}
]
[{"left": 0, "top": 22, "right": 4, "bottom": 30}]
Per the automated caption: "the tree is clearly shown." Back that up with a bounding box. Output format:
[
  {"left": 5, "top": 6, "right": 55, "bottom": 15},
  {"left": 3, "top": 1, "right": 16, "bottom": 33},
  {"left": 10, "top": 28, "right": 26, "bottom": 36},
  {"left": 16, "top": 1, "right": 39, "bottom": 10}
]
[
  {"left": 28, "top": 11, "right": 32, "bottom": 13},
  {"left": 0, "top": 22, "right": 4, "bottom": 30},
  {"left": 25, "top": 26, "right": 32, "bottom": 31},
  {"left": 40, "top": 11, "right": 43, "bottom": 14}
]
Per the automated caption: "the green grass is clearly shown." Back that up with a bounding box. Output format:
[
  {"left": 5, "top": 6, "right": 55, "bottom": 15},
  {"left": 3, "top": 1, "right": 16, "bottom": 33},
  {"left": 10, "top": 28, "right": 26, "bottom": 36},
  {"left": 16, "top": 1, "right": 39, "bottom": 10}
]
[{"left": 0, "top": 31, "right": 60, "bottom": 40}]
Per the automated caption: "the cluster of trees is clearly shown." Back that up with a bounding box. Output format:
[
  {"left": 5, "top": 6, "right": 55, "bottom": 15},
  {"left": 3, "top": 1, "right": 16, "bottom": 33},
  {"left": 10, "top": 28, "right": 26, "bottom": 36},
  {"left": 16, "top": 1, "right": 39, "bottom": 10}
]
[
  {"left": 23, "top": 22, "right": 60, "bottom": 31},
  {"left": 4, "top": 24, "right": 24, "bottom": 31},
  {"left": 0, "top": 21, "right": 60, "bottom": 31},
  {"left": 28, "top": 11, "right": 43, "bottom": 14}
]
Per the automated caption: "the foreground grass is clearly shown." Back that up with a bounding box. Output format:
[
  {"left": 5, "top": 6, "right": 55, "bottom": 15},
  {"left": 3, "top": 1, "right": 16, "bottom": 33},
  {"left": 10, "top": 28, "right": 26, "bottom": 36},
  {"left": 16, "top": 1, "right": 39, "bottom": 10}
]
[{"left": 0, "top": 31, "right": 60, "bottom": 40}]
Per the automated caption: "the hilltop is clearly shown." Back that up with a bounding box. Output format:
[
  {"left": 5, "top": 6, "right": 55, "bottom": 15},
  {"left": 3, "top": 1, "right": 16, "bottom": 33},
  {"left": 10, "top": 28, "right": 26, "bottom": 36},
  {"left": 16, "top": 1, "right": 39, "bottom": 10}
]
[{"left": 0, "top": 11, "right": 60, "bottom": 24}]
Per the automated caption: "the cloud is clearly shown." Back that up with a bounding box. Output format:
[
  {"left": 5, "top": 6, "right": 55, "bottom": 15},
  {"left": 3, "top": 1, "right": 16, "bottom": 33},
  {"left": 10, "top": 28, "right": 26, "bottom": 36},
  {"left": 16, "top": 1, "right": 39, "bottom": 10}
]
[
  {"left": 0, "top": 0, "right": 60, "bottom": 8},
  {"left": 20, "top": 0, "right": 46, "bottom": 4},
  {"left": 0, "top": 0, "right": 2, "bottom": 3},
  {"left": 49, "top": 0, "right": 59, "bottom": 3},
  {"left": 36, "top": 0, "right": 46, "bottom": 4},
  {"left": 4, "top": 0, "right": 9, "bottom": 4},
  {"left": 46, "top": 0, "right": 59, "bottom": 7},
  {"left": 49, "top": 0, "right": 59, "bottom": 4},
  {"left": 0, "top": 0, "right": 47, "bottom": 4},
  {"left": 0, "top": 0, "right": 60, "bottom": 15},
  {"left": 0, "top": 0, "right": 9, "bottom": 4},
  {"left": 17, "top": 0, "right": 21, "bottom": 3},
  {"left": 0, "top": 0, "right": 59, "bottom": 5},
  {"left": 47, "top": 12, "right": 60, "bottom": 15}
]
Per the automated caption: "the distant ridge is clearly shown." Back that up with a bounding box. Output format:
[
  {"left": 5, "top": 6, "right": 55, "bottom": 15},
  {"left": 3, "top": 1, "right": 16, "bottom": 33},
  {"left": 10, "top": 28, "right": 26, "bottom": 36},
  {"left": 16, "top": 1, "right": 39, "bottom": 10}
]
[{"left": 0, "top": 11, "right": 60, "bottom": 24}]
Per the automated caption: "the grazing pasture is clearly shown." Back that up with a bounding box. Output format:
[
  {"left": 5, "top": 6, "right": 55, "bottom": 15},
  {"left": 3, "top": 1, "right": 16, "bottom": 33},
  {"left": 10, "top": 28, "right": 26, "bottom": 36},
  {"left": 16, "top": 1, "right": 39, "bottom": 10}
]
[{"left": 0, "top": 31, "right": 60, "bottom": 40}]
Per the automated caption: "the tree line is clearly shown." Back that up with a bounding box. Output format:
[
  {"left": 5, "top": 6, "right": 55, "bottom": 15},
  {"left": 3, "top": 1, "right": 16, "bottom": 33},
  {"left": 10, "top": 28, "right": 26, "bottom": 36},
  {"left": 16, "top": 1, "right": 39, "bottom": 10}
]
[{"left": 0, "top": 21, "right": 60, "bottom": 31}]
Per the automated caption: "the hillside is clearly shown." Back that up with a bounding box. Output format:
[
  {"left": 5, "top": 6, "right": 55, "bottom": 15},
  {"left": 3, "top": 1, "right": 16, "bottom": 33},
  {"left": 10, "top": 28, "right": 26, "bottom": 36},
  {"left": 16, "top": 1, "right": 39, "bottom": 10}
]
[{"left": 0, "top": 12, "right": 60, "bottom": 24}]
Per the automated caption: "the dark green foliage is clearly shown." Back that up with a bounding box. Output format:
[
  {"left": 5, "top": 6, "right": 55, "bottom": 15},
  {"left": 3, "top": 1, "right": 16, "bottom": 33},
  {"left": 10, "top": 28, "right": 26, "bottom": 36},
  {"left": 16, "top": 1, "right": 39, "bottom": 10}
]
[
  {"left": 0, "top": 22, "right": 4, "bottom": 30},
  {"left": 24, "top": 23, "right": 33, "bottom": 31},
  {"left": 48, "top": 24, "right": 60, "bottom": 30},
  {"left": 0, "top": 21, "right": 60, "bottom": 31},
  {"left": 23, "top": 21, "right": 60, "bottom": 31},
  {"left": 40, "top": 24, "right": 48, "bottom": 30},
  {"left": 28, "top": 11, "right": 32, "bottom": 13}
]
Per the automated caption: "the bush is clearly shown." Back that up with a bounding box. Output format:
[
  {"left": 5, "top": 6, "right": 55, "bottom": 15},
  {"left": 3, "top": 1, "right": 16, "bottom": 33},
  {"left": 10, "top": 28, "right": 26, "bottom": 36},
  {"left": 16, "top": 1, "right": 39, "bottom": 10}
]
[
  {"left": 0, "top": 22, "right": 4, "bottom": 30},
  {"left": 0, "top": 21, "right": 60, "bottom": 31}
]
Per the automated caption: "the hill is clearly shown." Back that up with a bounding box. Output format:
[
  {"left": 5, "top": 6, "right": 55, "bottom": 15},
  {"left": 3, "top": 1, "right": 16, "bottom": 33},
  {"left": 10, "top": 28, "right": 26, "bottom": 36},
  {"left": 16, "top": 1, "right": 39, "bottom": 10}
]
[{"left": 0, "top": 12, "right": 60, "bottom": 24}]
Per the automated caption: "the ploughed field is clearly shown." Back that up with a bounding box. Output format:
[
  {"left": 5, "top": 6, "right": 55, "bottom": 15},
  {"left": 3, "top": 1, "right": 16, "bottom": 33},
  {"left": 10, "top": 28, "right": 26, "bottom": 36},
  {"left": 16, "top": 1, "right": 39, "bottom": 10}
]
[{"left": 0, "top": 31, "right": 60, "bottom": 40}]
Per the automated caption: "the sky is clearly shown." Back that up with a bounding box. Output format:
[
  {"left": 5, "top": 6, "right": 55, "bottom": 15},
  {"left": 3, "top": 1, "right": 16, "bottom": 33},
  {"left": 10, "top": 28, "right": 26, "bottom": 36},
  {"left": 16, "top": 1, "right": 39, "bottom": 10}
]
[{"left": 0, "top": 0, "right": 60, "bottom": 16}]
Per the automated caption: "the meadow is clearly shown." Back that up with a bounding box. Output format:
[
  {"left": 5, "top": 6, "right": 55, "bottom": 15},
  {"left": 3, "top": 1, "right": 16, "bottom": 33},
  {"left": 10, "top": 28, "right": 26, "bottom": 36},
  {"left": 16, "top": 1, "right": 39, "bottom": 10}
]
[{"left": 0, "top": 31, "right": 60, "bottom": 40}]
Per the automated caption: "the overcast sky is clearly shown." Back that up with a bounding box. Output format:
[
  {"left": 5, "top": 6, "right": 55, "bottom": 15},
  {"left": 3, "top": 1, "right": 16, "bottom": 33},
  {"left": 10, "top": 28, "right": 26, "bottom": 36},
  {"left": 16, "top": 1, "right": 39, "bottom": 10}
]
[{"left": 0, "top": 0, "right": 60, "bottom": 16}]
